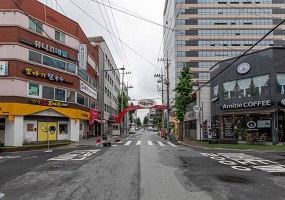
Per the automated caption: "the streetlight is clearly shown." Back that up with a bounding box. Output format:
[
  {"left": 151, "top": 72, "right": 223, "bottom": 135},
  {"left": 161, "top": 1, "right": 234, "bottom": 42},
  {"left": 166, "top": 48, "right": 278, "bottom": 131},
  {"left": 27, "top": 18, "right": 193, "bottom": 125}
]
[{"left": 100, "top": 67, "right": 125, "bottom": 140}]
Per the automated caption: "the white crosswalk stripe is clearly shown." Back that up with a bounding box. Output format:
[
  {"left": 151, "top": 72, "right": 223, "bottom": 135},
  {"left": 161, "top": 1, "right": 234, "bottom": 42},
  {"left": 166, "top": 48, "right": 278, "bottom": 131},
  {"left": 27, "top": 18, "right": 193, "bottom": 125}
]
[
  {"left": 136, "top": 140, "right": 141, "bottom": 145},
  {"left": 147, "top": 141, "right": 153, "bottom": 145},
  {"left": 157, "top": 141, "right": 165, "bottom": 146},
  {"left": 167, "top": 142, "right": 177, "bottom": 147},
  {"left": 125, "top": 141, "right": 132, "bottom": 146}
]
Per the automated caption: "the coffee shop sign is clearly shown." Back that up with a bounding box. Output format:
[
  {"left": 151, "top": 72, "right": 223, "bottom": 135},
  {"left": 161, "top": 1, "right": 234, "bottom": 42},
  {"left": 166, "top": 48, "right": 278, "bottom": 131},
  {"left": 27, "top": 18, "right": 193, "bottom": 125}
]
[
  {"left": 138, "top": 99, "right": 156, "bottom": 108},
  {"left": 222, "top": 100, "right": 271, "bottom": 109}
]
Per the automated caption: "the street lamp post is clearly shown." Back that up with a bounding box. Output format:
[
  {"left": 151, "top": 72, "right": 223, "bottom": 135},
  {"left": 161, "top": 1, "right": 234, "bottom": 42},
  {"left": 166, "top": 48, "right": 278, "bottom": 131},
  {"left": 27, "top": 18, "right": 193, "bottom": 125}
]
[{"left": 100, "top": 67, "right": 125, "bottom": 140}]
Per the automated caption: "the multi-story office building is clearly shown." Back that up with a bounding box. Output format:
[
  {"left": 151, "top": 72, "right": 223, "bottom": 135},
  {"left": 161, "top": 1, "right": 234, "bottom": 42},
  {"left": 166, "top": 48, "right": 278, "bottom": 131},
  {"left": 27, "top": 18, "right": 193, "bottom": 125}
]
[
  {"left": 163, "top": 0, "right": 285, "bottom": 140},
  {"left": 89, "top": 36, "right": 121, "bottom": 135},
  {"left": 0, "top": 0, "right": 100, "bottom": 146}
]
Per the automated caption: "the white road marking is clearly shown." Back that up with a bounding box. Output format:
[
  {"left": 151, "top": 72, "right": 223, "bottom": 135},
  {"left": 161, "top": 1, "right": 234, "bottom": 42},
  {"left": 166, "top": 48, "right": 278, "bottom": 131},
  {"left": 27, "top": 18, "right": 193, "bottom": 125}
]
[
  {"left": 117, "top": 141, "right": 122, "bottom": 143},
  {"left": 0, "top": 156, "right": 21, "bottom": 159},
  {"left": 48, "top": 149, "right": 100, "bottom": 161},
  {"left": 136, "top": 140, "right": 141, "bottom": 145},
  {"left": 148, "top": 141, "right": 153, "bottom": 145},
  {"left": 125, "top": 141, "right": 132, "bottom": 146},
  {"left": 167, "top": 142, "right": 177, "bottom": 147},
  {"left": 0, "top": 192, "right": 5, "bottom": 199},
  {"left": 157, "top": 141, "right": 165, "bottom": 146},
  {"left": 112, "top": 145, "right": 118, "bottom": 147}
]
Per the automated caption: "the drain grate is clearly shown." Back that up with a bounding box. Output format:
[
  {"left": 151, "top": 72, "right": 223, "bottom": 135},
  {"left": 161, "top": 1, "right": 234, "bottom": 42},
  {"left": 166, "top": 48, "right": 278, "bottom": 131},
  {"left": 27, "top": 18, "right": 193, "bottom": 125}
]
[
  {"left": 272, "top": 172, "right": 285, "bottom": 176},
  {"left": 219, "top": 176, "right": 249, "bottom": 183}
]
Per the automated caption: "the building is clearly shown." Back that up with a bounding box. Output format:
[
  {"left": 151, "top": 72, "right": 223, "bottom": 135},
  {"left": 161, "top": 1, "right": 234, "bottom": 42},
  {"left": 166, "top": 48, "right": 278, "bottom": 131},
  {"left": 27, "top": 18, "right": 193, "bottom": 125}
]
[
  {"left": 163, "top": 0, "right": 285, "bottom": 140},
  {"left": 210, "top": 47, "right": 285, "bottom": 144},
  {"left": 89, "top": 36, "right": 121, "bottom": 135},
  {"left": 0, "top": 0, "right": 100, "bottom": 146}
]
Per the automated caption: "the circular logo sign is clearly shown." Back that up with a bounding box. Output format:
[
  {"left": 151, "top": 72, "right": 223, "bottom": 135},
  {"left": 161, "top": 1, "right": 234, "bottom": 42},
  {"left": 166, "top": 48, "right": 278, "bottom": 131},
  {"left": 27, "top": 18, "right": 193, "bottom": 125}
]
[
  {"left": 247, "top": 121, "right": 256, "bottom": 129},
  {"left": 226, "top": 123, "right": 232, "bottom": 128},
  {"left": 49, "top": 125, "right": 56, "bottom": 134},
  {"left": 281, "top": 99, "right": 285, "bottom": 105},
  {"left": 237, "top": 63, "right": 250, "bottom": 74}
]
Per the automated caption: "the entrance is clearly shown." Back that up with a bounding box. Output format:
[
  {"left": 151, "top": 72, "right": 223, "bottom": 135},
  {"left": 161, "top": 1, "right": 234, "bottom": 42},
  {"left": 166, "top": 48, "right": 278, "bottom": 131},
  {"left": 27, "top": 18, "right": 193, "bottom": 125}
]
[{"left": 38, "top": 122, "right": 57, "bottom": 142}]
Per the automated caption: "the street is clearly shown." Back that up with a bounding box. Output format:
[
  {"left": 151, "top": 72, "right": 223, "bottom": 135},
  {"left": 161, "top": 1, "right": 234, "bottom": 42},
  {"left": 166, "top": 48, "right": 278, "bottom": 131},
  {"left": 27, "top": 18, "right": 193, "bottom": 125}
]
[{"left": 0, "top": 130, "right": 285, "bottom": 200}]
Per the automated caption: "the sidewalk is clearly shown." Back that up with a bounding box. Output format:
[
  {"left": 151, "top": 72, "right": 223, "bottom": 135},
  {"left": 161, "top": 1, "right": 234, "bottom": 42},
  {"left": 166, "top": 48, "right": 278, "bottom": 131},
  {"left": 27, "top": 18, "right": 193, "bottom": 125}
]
[{"left": 180, "top": 137, "right": 205, "bottom": 148}]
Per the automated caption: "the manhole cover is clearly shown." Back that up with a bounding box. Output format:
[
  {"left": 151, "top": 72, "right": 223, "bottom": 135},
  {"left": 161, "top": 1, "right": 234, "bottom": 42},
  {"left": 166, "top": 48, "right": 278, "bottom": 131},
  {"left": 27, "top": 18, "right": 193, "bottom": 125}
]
[
  {"left": 49, "top": 165, "right": 64, "bottom": 169},
  {"left": 178, "top": 149, "right": 186, "bottom": 151},
  {"left": 219, "top": 176, "right": 249, "bottom": 183}
]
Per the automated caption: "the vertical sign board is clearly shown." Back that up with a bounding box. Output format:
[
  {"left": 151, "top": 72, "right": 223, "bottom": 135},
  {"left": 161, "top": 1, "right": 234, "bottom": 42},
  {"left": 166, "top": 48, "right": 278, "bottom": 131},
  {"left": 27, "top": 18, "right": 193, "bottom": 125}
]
[
  {"left": 0, "top": 61, "right": 8, "bottom": 76},
  {"left": 79, "top": 44, "right": 87, "bottom": 70}
]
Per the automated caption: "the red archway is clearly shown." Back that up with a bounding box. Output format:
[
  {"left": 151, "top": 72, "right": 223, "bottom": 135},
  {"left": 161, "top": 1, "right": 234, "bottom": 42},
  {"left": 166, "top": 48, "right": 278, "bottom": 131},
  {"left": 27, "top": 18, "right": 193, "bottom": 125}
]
[{"left": 115, "top": 104, "right": 168, "bottom": 123}]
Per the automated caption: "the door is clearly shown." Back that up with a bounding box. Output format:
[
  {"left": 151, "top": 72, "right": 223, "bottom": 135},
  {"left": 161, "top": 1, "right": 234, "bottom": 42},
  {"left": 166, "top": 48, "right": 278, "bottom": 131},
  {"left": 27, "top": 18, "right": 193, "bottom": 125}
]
[{"left": 38, "top": 122, "right": 57, "bottom": 142}]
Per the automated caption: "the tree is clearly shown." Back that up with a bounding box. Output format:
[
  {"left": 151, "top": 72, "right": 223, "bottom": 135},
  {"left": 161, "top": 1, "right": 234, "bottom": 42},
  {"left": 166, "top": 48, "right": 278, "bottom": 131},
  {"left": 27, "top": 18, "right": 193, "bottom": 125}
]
[
  {"left": 117, "top": 92, "right": 128, "bottom": 112},
  {"left": 128, "top": 102, "right": 135, "bottom": 127},
  {"left": 154, "top": 115, "right": 162, "bottom": 129},
  {"left": 143, "top": 116, "right": 148, "bottom": 126},
  {"left": 136, "top": 117, "right": 142, "bottom": 127},
  {"left": 173, "top": 63, "right": 195, "bottom": 140}
]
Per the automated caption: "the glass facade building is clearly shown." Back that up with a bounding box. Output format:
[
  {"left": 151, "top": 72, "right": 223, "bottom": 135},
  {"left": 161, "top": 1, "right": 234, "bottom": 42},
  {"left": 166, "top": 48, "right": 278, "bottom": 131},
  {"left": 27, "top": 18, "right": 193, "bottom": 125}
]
[{"left": 163, "top": 0, "right": 285, "bottom": 139}]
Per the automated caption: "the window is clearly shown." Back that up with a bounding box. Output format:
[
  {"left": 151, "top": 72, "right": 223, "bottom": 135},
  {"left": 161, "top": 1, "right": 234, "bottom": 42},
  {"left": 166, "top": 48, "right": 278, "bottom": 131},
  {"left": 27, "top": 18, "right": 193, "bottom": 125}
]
[
  {"left": 59, "top": 123, "right": 68, "bottom": 134},
  {"left": 43, "top": 55, "right": 66, "bottom": 70},
  {"left": 42, "top": 86, "right": 54, "bottom": 99},
  {"left": 77, "top": 93, "right": 87, "bottom": 106},
  {"left": 28, "top": 83, "right": 39, "bottom": 96},
  {"left": 29, "top": 18, "right": 42, "bottom": 34},
  {"left": 55, "top": 30, "right": 65, "bottom": 43},
  {"left": 67, "top": 91, "right": 75, "bottom": 102},
  {"left": 67, "top": 63, "right": 76, "bottom": 74},
  {"left": 29, "top": 50, "right": 42, "bottom": 64},
  {"left": 55, "top": 89, "right": 65, "bottom": 101}
]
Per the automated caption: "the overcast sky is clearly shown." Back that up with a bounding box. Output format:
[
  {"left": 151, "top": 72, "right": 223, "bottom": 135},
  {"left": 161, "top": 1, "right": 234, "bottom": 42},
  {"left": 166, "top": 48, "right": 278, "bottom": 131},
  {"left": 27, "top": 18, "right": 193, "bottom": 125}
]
[{"left": 38, "top": 0, "right": 165, "bottom": 120}]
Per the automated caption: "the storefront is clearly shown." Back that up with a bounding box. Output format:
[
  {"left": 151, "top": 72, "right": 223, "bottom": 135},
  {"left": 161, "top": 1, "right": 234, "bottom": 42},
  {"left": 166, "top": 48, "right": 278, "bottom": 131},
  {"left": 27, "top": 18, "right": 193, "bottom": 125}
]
[{"left": 210, "top": 47, "right": 285, "bottom": 144}]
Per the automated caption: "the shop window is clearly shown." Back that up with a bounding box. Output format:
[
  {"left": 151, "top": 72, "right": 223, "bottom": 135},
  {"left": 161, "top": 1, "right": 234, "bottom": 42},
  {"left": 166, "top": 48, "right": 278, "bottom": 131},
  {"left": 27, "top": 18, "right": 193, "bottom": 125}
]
[
  {"left": 252, "top": 74, "right": 269, "bottom": 96},
  {"left": 277, "top": 73, "right": 285, "bottom": 94},
  {"left": 43, "top": 55, "right": 66, "bottom": 70},
  {"left": 28, "top": 83, "right": 39, "bottom": 96},
  {"left": 77, "top": 93, "right": 87, "bottom": 106},
  {"left": 59, "top": 123, "right": 68, "bottom": 134},
  {"left": 55, "top": 30, "right": 65, "bottom": 43},
  {"left": 29, "top": 18, "right": 42, "bottom": 34},
  {"left": 29, "top": 50, "right": 42, "bottom": 64},
  {"left": 67, "top": 91, "right": 75, "bottom": 102},
  {"left": 55, "top": 89, "right": 65, "bottom": 101},
  {"left": 67, "top": 63, "right": 76, "bottom": 74},
  {"left": 0, "top": 118, "right": 5, "bottom": 130},
  {"left": 236, "top": 78, "right": 252, "bottom": 98},
  {"left": 42, "top": 86, "right": 54, "bottom": 100},
  {"left": 223, "top": 81, "right": 236, "bottom": 100}
]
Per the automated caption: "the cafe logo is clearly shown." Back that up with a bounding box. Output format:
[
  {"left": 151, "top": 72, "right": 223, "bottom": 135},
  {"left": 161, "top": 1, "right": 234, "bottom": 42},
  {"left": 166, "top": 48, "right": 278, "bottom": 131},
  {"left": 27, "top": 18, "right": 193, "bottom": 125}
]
[{"left": 247, "top": 121, "right": 256, "bottom": 129}]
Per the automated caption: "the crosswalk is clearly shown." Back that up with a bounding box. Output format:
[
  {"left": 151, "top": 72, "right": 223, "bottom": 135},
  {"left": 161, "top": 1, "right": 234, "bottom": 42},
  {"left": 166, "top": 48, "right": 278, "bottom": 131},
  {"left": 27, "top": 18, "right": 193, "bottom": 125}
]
[{"left": 109, "top": 140, "right": 177, "bottom": 147}]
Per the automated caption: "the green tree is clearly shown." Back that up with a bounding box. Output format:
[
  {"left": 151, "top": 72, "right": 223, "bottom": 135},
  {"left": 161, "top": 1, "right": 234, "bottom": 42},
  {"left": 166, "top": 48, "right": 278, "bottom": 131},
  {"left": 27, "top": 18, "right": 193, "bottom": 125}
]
[
  {"left": 154, "top": 115, "right": 162, "bottom": 129},
  {"left": 136, "top": 117, "right": 142, "bottom": 127},
  {"left": 143, "top": 116, "right": 148, "bottom": 126},
  {"left": 117, "top": 93, "right": 128, "bottom": 112},
  {"left": 128, "top": 102, "right": 135, "bottom": 127},
  {"left": 173, "top": 63, "right": 195, "bottom": 140}
]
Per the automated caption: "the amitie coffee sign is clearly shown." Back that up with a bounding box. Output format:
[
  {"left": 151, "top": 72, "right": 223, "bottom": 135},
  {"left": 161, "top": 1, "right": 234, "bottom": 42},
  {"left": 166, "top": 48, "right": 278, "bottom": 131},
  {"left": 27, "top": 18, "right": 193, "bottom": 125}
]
[
  {"left": 222, "top": 100, "right": 271, "bottom": 109},
  {"left": 138, "top": 99, "right": 156, "bottom": 108}
]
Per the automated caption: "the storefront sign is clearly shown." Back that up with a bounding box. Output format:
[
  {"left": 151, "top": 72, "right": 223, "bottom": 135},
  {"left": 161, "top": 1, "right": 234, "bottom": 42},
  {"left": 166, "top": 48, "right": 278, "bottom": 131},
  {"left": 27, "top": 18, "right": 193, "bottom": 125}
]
[
  {"left": 138, "top": 99, "right": 156, "bottom": 108},
  {"left": 23, "top": 67, "right": 73, "bottom": 84},
  {"left": 257, "top": 120, "right": 270, "bottom": 128},
  {"left": 193, "top": 105, "right": 201, "bottom": 112},
  {"left": 80, "top": 81, "right": 97, "bottom": 100},
  {"left": 20, "top": 38, "right": 76, "bottom": 61},
  {"left": 0, "top": 61, "right": 8, "bottom": 76},
  {"left": 29, "top": 99, "right": 68, "bottom": 107},
  {"left": 79, "top": 44, "right": 87, "bottom": 70},
  {"left": 222, "top": 100, "right": 271, "bottom": 109},
  {"left": 89, "top": 109, "right": 99, "bottom": 119}
]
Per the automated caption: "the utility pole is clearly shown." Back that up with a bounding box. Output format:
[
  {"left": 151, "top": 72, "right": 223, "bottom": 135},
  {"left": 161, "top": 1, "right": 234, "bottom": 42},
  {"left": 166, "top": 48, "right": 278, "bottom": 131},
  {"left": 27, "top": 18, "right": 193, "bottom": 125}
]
[
  {"left": 154, "top": 67, "right": 165, "bottom": 134},
  {"left": 158, "top": 51, "right": 170, "bottom": 137},
  {"left": 120, "top": 70, "right": 131, "bottom": 134}
]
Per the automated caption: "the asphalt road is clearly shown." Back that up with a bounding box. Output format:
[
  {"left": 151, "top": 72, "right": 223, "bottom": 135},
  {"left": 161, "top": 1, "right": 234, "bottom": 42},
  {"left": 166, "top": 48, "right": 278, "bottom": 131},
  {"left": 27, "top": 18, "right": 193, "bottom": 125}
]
[{"left": 0, "top": 130, "right": 285, "bottom": 200}]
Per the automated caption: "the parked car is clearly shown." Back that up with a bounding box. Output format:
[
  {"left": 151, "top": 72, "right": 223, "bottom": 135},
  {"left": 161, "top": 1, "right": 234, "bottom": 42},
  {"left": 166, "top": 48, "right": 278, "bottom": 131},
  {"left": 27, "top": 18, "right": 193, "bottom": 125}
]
[
  {"left": 129, "top": 127, "right": 136, "bottom": 134},
  {"left": 147, "top": 127, "right": 153, "bottom": 131},
  {"left": 152, "top": 127, "right": 158, "bottom": 132}
]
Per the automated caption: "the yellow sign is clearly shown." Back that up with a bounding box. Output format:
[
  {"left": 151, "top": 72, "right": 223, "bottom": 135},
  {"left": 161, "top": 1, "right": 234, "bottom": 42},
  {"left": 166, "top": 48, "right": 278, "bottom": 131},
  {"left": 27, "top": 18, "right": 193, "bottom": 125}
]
[{"left": 8, "top": 115, "right": 15, "bottom": 121}]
